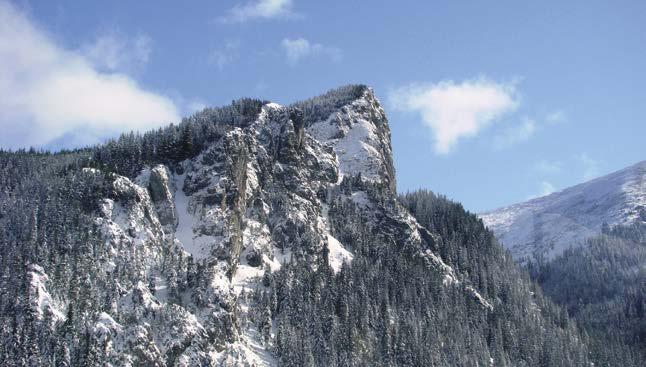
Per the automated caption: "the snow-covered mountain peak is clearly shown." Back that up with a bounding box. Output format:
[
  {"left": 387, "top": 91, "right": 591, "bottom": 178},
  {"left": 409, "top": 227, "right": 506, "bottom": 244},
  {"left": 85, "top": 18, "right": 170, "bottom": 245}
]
[
  {"left": 302, "top": 86, "right": 397, "bottom": 193},
  {"left": 228, "top": 86, "right": 396, "bottom": 196},
  {"left": 480, "top": 160, "right": 646, "bottom": 260}
]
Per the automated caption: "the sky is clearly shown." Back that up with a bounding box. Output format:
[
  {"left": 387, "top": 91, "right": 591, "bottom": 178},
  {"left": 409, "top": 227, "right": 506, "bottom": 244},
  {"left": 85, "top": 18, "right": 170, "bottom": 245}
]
[{"left": 1, "top": 0, "right": 645, "bottom": 212}]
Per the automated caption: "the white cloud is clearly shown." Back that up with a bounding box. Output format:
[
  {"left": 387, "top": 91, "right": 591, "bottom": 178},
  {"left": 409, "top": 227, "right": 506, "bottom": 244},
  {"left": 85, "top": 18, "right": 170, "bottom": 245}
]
[
  {"left": 579, "top": 153, "right": 600, "bottom": 180},
  {"left": 0, "top": 1, "right": 180, "bottom": 149},
  {"left": 493, "top": 109, "right": 566, "bottom": 149},
  {"left": 218, "top": 0, "right": 298, "bottom": 23},
  {"left": 82, "top": 31, "right": 152, "bottom": 73},
  {"left": 493, "top": 117, "right": 536, "bottom": 148},
  {"left": 390, "top": 78, "right": 518, "bottom": 154},
  {"left": 208, "top": 40, "right": 240, "bottom": 70},
  {"left": 281, "top": 38, "right": 341, "bottom": 65}
]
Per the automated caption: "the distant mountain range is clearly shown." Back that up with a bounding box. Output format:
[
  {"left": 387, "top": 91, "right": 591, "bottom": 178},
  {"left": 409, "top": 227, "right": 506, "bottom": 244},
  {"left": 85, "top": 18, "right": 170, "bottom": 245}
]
[{"left": 480, "top": 160, "right": 646, "bottom": 260}]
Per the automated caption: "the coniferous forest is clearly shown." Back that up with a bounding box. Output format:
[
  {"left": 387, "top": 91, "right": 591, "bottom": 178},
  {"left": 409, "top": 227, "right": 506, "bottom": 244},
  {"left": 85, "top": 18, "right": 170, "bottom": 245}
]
[
  {"left": 527, "top": 222, "right": 646, "bottom": 365},
  {"left": 0, "top": 85, "right": 643, "bottom": 366}
]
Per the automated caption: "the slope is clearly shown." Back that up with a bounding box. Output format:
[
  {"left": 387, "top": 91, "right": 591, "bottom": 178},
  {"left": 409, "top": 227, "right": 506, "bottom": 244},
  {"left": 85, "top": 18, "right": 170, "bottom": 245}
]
[{"left": 480, "top": 160, "right": 646, "bottom": 260}]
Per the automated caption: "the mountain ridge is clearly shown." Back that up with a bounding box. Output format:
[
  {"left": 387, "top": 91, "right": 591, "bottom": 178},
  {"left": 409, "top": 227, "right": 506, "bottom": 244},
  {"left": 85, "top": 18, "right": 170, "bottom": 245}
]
[{"left": 480, "top": 160, "right": 646, "bottom": 260}]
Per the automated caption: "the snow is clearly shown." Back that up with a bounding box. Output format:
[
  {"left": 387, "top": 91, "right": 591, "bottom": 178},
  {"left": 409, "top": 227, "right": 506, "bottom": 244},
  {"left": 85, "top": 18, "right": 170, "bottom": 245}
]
[
  {"left": 28, "top": 264, "right": 65, "bottom": 321},
  {"left": 327, "top": 234, "right": 353, "bottom": 273},
  {"left": 82, "top": 167, "right": 100, "bottom": 174},
  {"left": 232, "top": 264, "right": 264, "bottom": 295},
  {"left": 210, "top": 270, "right": 232, "bottom": 293},
  {"left": 466, "top": 285, "right": 494, "bottom": 311},
  {"left": 246, "top": 162, "right": 259, "bottom": 199},
  {"left": 480, "top": 160, "right": 646, "bottom": 260},
  {"left": 320, "top": 202, "right": 353, "bottom": 273},
  {"left": 350, "top": 191, "right": 371, "bottom": 209},
  {"left": 238, "top": 328, "right": 278, "bottom": 367},
  {"left": 264, "top": 102, "right": 282, "bottom": 110},
  {"left": 255, "top": 102, "right": 285, "bottom": 137},
  {"left": 173, "top": 173, "right": 213, "bottom": 259},
  {"left": 135, "top": 166, "right": 151, "bottom": 187},
  {"left": 419, "top": 250, "right": 493, "bottom": 310},
  {"left": 271, "top": 247, "right": 293, "bottom": 271},
  {"left": 94, "top": 312, "right": 122, "bottom": 339},
  {"left": 421, "top": 249, "right": 458, "bottom": 284},
  {"left": 308, "top": 113, "right": 380, "bottom": 181},
  {"left": 152, "top": 274, "right": 169, "bottom": 302},
  {"left": 307, "top": 92, "right": 389, "bottom": 184},
  {"left": 232, "top": 218, "right": 276, "bottom": 293},
  {"left": 99, "top": 198, "right": 115, "bottom": 218}
]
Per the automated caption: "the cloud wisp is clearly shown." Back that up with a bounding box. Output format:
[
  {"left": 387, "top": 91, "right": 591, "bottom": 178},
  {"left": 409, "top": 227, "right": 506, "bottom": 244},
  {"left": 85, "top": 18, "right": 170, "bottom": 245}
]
[
  {"left": 281, "top": 38, "right": 341, "bottom": 65},
  {"left": 208, "top": 40, "right": 241, "bottom": 70},
  {"left": 492, "top": 109, "right": 567, "bottom": 149},
  {"left": 493, "top": 117, "right": 537, "bottom": 149},
  {"left": 390, "top": 78, "right": 518, "bottom": 154},
  {"left": 0, "top": 1, "right": 180, "bottom": 150},
  {"left": 81, "top": 31, "right": 152, "bottom": 74},
  {"left": 534, "top": 160, "right": 562, "bottom": 174},
  {"left": 218, "top": 0, "right": 298, "bottom": 23},
  {"left": 545, "top": 110, "right": 567, "bottom": 124}
]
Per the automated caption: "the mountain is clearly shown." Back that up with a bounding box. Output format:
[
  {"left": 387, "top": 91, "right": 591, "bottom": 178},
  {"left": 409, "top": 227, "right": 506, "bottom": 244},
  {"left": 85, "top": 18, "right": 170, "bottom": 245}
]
[
  {"left": 481, "top": 161, "right": 646, "bottom": 365},
  {"left": 480, "top": 160, "right": 646, "bottom": 260},
  {"left": 0, "top": 85, "right": 594, "bottom": 366}
]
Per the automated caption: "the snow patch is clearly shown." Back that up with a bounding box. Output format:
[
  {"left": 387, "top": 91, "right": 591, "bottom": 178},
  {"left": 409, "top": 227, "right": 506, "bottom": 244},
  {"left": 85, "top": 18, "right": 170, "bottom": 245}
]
[
  {"left": 350, "top": 191, "right": 371, "bottom": 209},
  {"left": 232, "top": 264, "right": 264, "bottom": 295},
  {"left": 466, "top": 285, "right": 494, "bottom": 311},
  {"left": 173, "top": 173, "right": 214, "bottom": 259},
  {"left": 307, "top": 91, "right": 390, "bottom": 184},
  {"left": 320, "top": 202, "right": 353, "bottom": 273},
  {"left": 264, "top": 102, "right": 282, "bottom": 110},
  {"left": 28, "top": 264, "right": 64, "bottom": 322},
  {"left": 94, "top": 312, "right": 122, "bottom": 339},
  {"left": 270, "top": 247, "right": 293, "bottom": 272},
  {"left": 327, "top": 234, "right": 353, "bottom": 273}
]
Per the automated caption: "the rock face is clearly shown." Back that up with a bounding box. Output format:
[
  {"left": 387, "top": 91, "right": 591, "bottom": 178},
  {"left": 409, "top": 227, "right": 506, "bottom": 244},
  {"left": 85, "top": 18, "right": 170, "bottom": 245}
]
[
  {"left": 307, "top": 88, "right": 397, "bottom": 193},
  {"left": 147, "top": 165, "right": 178, "bottom": 229},
  {"left": 480, "top": 160, "right": 646, "bottom": 260},
  {"left": 110, "top": 87, "right": 460, "bottom": 365}
]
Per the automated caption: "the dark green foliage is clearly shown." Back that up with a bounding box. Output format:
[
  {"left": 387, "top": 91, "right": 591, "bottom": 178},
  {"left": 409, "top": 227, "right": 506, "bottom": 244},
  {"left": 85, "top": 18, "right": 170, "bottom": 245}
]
[
  {"left": 291, "top": 84, "right": 368, "bottom": 126},
  {"left": 90, "top": 97, "right": 267, "bottom": 177},
  {"left": 257, "top": 187, "right": 591, "bottom": 366},
  {"left": 527, "top": 222, "right": 646, "bottom": 366}
]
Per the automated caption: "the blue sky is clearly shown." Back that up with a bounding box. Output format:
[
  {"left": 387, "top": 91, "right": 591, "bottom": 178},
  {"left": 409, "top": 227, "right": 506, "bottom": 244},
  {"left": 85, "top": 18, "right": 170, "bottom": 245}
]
[{"left": 1, "top": 0, "right": 644, "bottom": 212}]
